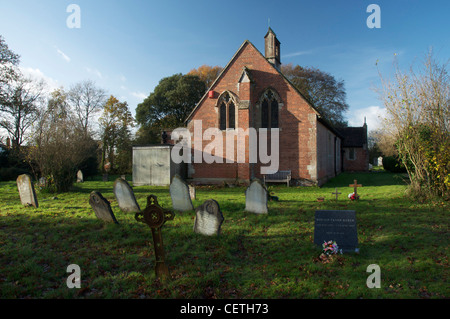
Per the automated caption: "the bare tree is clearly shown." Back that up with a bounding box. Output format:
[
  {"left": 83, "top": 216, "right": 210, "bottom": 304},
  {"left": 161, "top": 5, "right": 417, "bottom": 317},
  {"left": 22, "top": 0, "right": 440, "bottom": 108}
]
[
  {"left": 0, "top": 75, "right": 45, "bottom": 149},
  {"left": 29, "top": 89, "right": 97, "bottom": 192},
  {"left": 67, "top": 79, "right": 106, "bottom": 135},
  {"left": 376, "top": 50, "right": 450, "bottom": 197}
]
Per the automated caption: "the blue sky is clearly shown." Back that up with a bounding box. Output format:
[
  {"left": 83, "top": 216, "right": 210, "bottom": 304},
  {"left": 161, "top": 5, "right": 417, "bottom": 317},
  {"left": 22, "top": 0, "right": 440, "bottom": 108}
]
[{"left": 1, "top": 0, "right": 449, "bottom": 133}]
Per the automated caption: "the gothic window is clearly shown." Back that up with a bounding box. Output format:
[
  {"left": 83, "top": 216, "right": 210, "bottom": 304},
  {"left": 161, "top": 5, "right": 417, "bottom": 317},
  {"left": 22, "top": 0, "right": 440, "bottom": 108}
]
[
  {"left": 260, "top": 89, "right": 279, "bottom": 129},
  {"left": 218, "top": 92, "right": 236, "bottom": 130}
]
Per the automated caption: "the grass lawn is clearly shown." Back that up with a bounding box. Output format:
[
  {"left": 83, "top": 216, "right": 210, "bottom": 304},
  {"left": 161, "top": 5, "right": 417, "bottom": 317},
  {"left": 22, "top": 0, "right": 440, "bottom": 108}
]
[{"left": 0, "top": 171, "right": 448, "bottom": 299}]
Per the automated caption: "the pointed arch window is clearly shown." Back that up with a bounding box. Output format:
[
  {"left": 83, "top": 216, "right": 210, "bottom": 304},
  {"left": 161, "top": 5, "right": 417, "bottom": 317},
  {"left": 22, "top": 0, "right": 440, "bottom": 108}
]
[
  {"left": 218, "top": 92, "right": 236, "bottom": 130},
  {"left": 260, "top": 89, "right": 279, "bottom": 129}
]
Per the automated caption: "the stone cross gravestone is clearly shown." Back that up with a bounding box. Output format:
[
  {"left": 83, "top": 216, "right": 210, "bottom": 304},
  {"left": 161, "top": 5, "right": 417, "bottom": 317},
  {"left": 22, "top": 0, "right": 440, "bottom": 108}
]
[
  {"left": 332, "top": 188, "right": 341, "bottom": 201},
  {"left": 113, "top": 178, "right": 141, "bottom": 213},
  {"left": 349, "top": 180, "right": 362, "bottom": 197},
  {"left": 89, "top": 191, "right": 119, "bottom": 224},
  {"left": 314, "top": 210, "right": 358, "bottom": 253},
  {"left": 169, "top": 174, "right": 194, "bottom": 212},
  {"left": 135, "top": 195, "right": 175, "bottom": 280},
  {"left": 245, "top": 179, "right": 268, "bottom": 214},
  {"left": 16, "top": 174, "right": 39, "bottom": 208},
  {"left": 194, "top": 199, "right": 224, "bottom": 236},
  {"left": 76, "top": 170, "right": 83, "bottom": 183}
]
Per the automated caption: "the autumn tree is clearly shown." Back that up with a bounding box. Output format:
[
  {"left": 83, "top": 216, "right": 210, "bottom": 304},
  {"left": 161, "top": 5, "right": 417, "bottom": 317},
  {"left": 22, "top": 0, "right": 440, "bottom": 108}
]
[
  {"left": 99, "top": 95, "right": 134, "bottom": 173},
  {"left": 187, "top": 65, "right": 223, "bottom": 89},
  {"left": 282, "top": 63, "right": 349, "bottom": 128}
]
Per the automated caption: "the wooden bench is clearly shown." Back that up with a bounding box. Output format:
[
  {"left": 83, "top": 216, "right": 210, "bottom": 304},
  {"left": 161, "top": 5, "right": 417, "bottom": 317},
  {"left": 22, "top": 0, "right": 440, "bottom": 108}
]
[{"left": 263, "top": 170, "right": 291, "bottom": 187}]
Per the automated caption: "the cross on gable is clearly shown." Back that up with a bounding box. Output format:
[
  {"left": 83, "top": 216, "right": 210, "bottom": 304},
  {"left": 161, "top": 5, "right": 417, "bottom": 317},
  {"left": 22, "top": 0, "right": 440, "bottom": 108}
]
[
  {"left": 349, "top": 180, "right": 363, "bottom": 196},
  {"left": 135, "top": 195, "right": 175, "bottom": 280}
]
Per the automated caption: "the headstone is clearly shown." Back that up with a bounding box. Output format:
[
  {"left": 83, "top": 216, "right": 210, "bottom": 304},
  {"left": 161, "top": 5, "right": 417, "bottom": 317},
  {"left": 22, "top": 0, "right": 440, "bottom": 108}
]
[
  {"left": 245, "top": 179, "right": 268, "bottom": 214},
  {"left": 194, "top": 199, "right": 224, "bottom": 236},
  {"left": 314, "top": 210, "right": 358, "bottom": 253},
  {"left": 169, "top": 174, "right": 194, "bottom": 211},
  {"left": 135, "top": 195, "right": 175, "bottom": 280},
  {"left": 38, "top": 177, "right": 47, "bottom": 187},
  {"left": 89, "top": 191, "right": 119, "bottom": 224},
  {"left": 120, "top": 174, "right": 126, "bottom": 180},
  {"left": 77, "top": 170, "right": 83, "bottom": 183},
  {"left": 188, "top": 184, "right": 196, "bottom": 200},
  {"left": 377, "top": 156, "right": 383, "bottom": 166},
  {"left": 102, "top": 173, "right": 108, "bottom": 182},
  {"left": 113, "top": 178, "right": 140, "bottom": 213},
  {"left": 16, "top": 174, "right": 39, "bottom": 208}
]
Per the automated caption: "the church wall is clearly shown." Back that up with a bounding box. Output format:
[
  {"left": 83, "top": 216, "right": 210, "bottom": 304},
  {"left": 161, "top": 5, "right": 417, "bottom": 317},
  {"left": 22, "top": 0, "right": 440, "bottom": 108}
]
[
  {"left": 187, "top": 41, "right": 320, "bottom": 184},
  {"left": 316, "top": 121, "right": 340, "bottom": 185}
]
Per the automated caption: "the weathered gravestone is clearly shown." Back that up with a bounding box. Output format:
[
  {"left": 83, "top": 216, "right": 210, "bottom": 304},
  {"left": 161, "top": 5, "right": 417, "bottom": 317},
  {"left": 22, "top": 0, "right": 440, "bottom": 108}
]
[
  {"left": 314, "top": 210, "right": 358, "bottom": 253},
  {"left": 245, "top": 179, "right": 268, "bottom": 214},
  {"left": 89, "top": 191, "right": 119, "bottom": 224},
  {"left": 113, "top": 178, "right": 141, "bottom": 213},
  {"left": 169, "top": 174, "right": 194, "bottom": 212},
  {"left": 38, "top": 177, "right": 47, "bottom": 188},
  {"left": 76, "top": 170, "right": 83, "bottom": 183},
  {"left": 188, "top": 184, "right": 196, "bottom": 200},
  {"left": 194, "top": 199, "right": 224, "bottom": 236},
  {"left": 135, "top": 195, "right": 175, "bottom": 280},
  {"left": 16, "top": 174, "right": 39, "bottom": 208}
]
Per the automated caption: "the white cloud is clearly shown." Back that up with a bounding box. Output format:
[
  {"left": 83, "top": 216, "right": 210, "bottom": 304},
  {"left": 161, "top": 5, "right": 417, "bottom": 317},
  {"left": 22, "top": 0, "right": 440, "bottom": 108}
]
[
  {"left": 131, "top": 91, "right": 147, "bottom": 100},
  {"left": 19, "top": 66, "right": 61, "bottom": 93},
  {"left": 85, "top": 67, "right": 103, "bottom": 79},
  {"left": 282, "top": 50, "right": 313, "bottom": 59},
  {"left": 56, "top": 48, "right": 71, "bottom": 62},
  {"left": 347, "top": 105, "right": 386, "bottom": 131}
]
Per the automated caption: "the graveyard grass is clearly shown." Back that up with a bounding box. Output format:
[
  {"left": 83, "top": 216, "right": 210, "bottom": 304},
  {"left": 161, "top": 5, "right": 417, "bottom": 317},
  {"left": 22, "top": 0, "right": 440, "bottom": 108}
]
[{"left": 0, "top": 172, "right": 448, "bottom": 299}]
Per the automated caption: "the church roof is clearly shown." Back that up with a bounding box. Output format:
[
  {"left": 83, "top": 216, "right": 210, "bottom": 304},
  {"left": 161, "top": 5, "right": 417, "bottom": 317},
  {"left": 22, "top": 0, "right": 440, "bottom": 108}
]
[
  {"left": 338, "top": 126, "right": 367, "bottom": 147},
  {"left": 185, "top": 39, "right": 322, "bottom": 123}
]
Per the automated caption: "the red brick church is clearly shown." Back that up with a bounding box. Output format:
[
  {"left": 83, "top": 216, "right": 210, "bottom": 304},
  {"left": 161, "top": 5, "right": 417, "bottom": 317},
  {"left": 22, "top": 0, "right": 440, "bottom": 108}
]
[{"left": 183, "top": 28, "right": 368, "bottom": 186}]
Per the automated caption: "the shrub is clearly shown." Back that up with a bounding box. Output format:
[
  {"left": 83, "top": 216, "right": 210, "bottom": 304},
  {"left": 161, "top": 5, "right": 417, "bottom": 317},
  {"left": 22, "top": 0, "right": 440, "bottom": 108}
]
[{"left": 382, "top": 156, "right": 406, "bottom": 173}]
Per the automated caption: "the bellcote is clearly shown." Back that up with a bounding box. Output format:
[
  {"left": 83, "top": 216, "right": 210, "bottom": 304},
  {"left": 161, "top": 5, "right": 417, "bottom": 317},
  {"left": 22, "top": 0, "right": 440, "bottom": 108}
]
[{"left": 264, "top": 27, "right": 281, "bottom": 69}]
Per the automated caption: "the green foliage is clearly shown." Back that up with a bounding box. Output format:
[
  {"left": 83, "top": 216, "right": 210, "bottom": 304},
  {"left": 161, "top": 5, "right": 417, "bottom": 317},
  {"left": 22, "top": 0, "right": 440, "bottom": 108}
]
[
  {"left": 135, "top": 73, "right": 206, "bottom": 142},
  {"left": 382, "top": 156, "right": 406, "bottom": 173},
  {"left": 282, "top": 63, "right": 349, "bottom": 128}
]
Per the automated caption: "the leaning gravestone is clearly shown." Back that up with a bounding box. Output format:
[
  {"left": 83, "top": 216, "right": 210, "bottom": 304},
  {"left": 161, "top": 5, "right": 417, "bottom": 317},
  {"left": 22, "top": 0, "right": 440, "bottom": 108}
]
[
  {"left": 169, "top": 174, "right": 194, "bottom": 211},
  {"left": 245, "top": 179, "right": 268, "bottom": 214},
  {"left": 16, "top": 174, "right": 39, "bottom": 208},
  {"left": 194, "top": 199, "right": 224, "bottom": 236},
  {"left": 76, "top": 170, "right": 83, "bottom": 183},
  {"left": 113, "top": 178, "right": 140, "bottom": 213},
  {"left": 314, "top": 210, "right": 358, "bottom": 253},
  {"left": 89, "top": 191, "right": 119, "bottom": 224}
]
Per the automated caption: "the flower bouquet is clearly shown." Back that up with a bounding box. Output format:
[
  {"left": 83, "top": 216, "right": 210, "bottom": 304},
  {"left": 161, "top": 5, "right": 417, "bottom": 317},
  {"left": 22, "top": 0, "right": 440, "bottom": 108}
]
[
  {"left": 348, "top": 192, "right": 360, "bottom": 200},
  {"left": 317, "top": 240, "right": 343, "bottom": 263}
]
